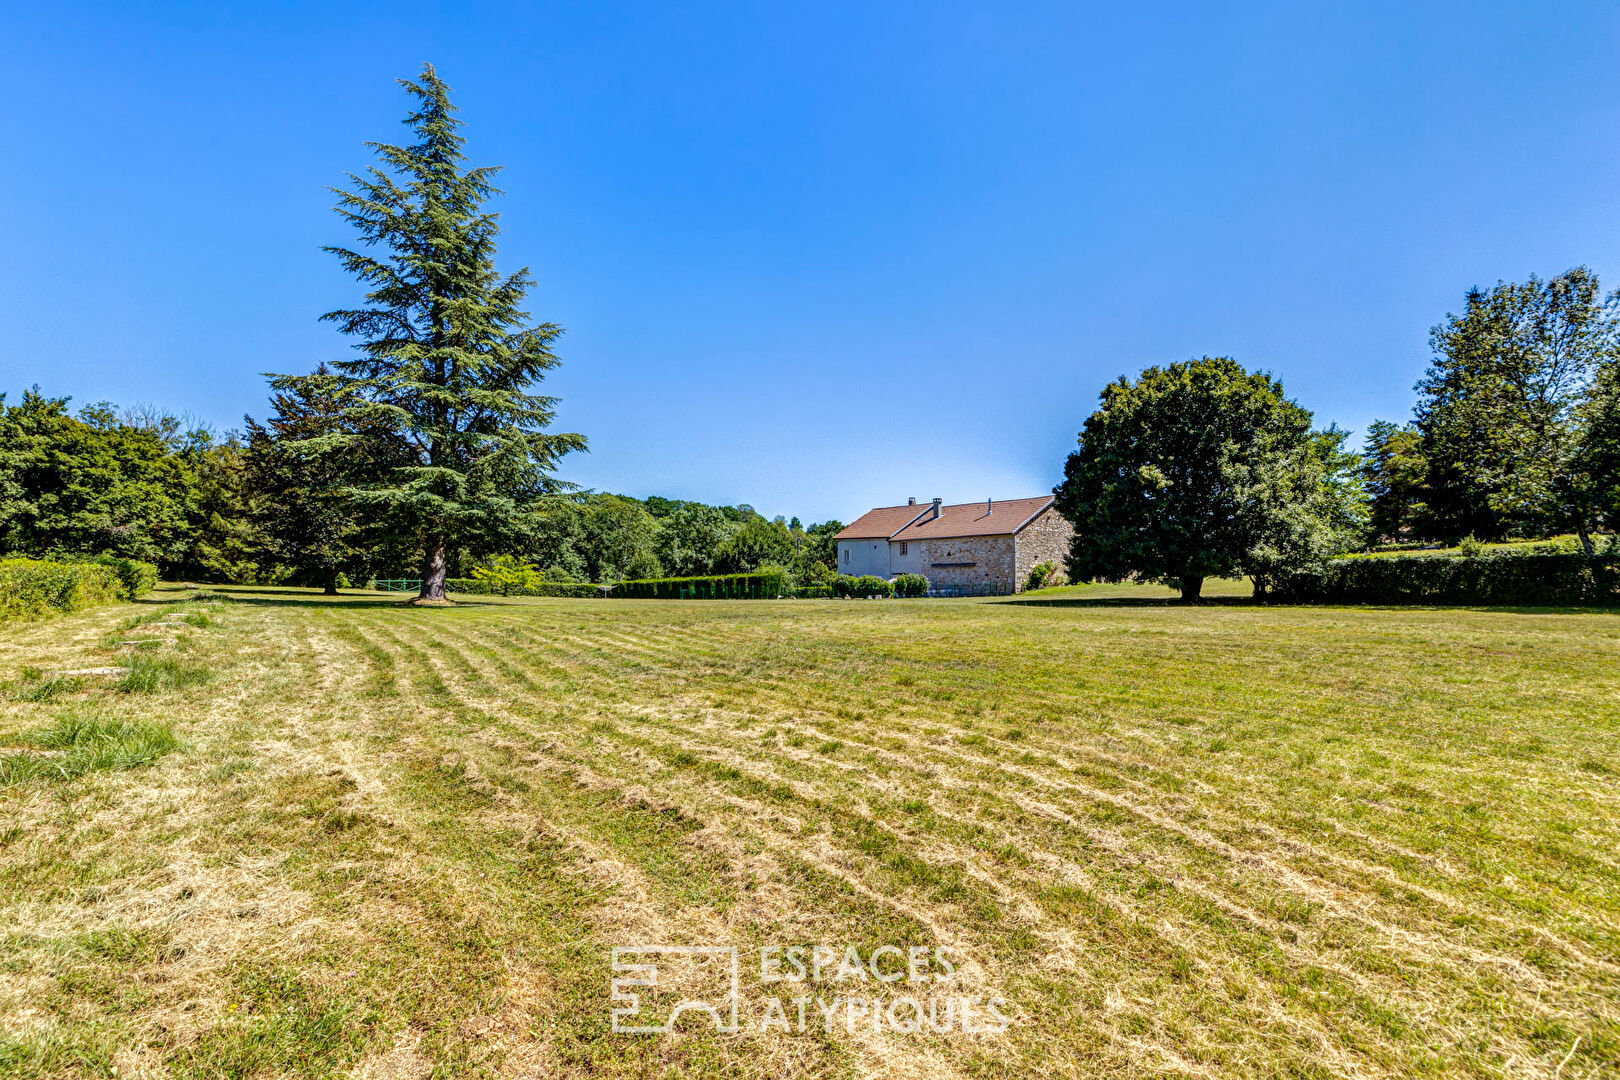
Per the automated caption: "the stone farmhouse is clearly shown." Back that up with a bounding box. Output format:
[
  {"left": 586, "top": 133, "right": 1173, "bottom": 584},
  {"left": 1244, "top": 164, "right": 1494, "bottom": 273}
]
[{"left": 833, "top": 495, "right": 1074, "bottom": 594}]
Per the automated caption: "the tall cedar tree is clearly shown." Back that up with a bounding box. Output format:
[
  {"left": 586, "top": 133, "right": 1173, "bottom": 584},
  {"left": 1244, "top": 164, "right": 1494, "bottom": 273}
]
[
  {"left": 290, "top": 65, "right": 585, "bottom": 601},
  {"left": 1053, "top": 358, "right": 1364, "bottom": 600},
  {"left": 1416, "top": 268, "right": 1620, "bottom": 548}
]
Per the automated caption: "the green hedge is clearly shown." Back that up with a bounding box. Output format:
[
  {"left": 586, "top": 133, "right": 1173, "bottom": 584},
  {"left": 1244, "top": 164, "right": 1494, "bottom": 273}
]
[
  {"left": 1273, "top": 551, "right": 1620, "bottom": 606},
  {"left": 834, "top": 574, "right": 894, "bottom": 598},
  {"left": 612, "top": 571, "right": 788, "bottom": 599},
  {"left": 0, "top": 558, "right": 125, "bottom": 621},
  {"left": 445, "top": 578, "right": 603, "bottom": 598},
  {"left": 893, "top": 573, "right": 929, "bottom": 598}
]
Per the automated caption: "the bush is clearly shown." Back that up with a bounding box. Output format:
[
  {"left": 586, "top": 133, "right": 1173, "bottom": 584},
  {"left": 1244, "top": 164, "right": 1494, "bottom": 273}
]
[
  {"left": 469, "top": 555, "right": 548, "bottom": 595},
  {"left": 793, "top": 585, "right": 834, "bottom": 598},
  {"left": 893, "top": 573, "right": 929, "bottom": 597},
  {"left": 444, "top": 578, "right": 602, "bottom": 598},
  {"left": 611, "top": 570, "right": 788, "bottom": 599},
  {"left": 1024, "top": 561, "right": 1061, "bottom": 591},
  {"left": 93, "top": 555, "right": 159, "bottom": 599},
  {"left": 0, "top": 558, "right": 124, "bottom": 621},
  {"left": 1273, "top": 550, "right": 1620, "bottom": 606},
  {"left": 834, "top": 574, "right": 894, "bottom": 598}
]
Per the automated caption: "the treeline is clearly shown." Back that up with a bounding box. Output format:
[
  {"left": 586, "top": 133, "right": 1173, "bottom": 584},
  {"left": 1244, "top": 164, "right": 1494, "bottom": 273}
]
[
  {"left": 0, "top": 68, "right": 848, "bottom": 598},
  {"left": 0, "top": 388, "right": 842, "bottom": 590},
  {"left": 1055, "top": 267, "right": 1619, "bottom": 600},
  {"left": 1361, "top": 267, "right": 1620, "bottom": 550}
]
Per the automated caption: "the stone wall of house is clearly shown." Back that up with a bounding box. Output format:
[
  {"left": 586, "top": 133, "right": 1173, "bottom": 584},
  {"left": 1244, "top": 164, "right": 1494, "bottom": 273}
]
[
  {"left": 918, "top": 535, "right": 1018, "bottom": 594},
  {"left": 1013, "top": 507, "right": 1076, "bottom": 590}
]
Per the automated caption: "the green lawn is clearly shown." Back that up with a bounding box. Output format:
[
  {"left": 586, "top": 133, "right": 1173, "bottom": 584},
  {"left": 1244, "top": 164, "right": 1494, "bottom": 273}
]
[{"left": 0, "top": 583, "right": 1616, "bottom": 1078}]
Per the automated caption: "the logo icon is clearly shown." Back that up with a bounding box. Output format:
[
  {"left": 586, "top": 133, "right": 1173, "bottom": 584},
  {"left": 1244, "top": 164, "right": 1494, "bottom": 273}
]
[{"left": 610, "top": 946, "right": 741, "bottom": 1034}]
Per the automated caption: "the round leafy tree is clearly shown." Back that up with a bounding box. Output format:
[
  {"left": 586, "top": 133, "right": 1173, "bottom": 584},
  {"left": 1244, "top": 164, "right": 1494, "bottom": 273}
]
[{"left": 1053, "top": 357, "right": 1365, "bottom": 600}]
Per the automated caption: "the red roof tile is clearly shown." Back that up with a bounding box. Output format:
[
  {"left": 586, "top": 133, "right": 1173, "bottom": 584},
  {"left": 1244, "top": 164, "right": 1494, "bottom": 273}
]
[
  {"left": 835, "top": 496, "right": 1055, "bottom": 541},
  {"left": 833, "top": 504, "right": 930, "bottom": 540}
]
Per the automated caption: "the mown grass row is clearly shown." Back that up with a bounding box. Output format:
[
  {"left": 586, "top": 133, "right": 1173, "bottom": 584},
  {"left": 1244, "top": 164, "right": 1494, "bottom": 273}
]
[
  {"left": 3, "top": 585, "right": 1617, "bottom": 1078},
  {"left": 322, "top": 597, "right": 1619, "bottom": 1077}
]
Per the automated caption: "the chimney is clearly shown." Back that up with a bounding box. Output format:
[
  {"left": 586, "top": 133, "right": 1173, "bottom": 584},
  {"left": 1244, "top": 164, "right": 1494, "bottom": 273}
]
[
  {"left": 908, "top": 497, "right": 916, "bottom": 506},
  {"left": 931, "top": 497, "right": 942, "bottom": 519},
  {"left": 987, "top": 497, "right": 993, "bottom": 514}
]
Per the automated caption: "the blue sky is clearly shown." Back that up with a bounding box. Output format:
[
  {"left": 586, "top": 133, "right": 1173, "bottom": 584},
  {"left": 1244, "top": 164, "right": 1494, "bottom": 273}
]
[{"left": 4, "top": 3, "right": 1620, "bottom": 523}]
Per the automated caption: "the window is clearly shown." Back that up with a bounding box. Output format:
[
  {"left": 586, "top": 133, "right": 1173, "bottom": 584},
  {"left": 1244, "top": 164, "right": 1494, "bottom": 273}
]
[
  {"left": 899, "top": 541, "right": 908, "bottom": 556},
  {"left": 842, "top": 549, "right": 849, "bottom": 564}
]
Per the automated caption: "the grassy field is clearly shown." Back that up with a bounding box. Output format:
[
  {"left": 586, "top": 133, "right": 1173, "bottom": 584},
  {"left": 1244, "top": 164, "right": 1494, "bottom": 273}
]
[{"left": 1, "top": 582, "right": 1617, "bottom": 1079}]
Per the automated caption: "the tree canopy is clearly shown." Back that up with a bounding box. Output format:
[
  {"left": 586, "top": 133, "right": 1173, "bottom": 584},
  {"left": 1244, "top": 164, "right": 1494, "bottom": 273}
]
[
  {"left": 1053, "top": 357, "right": 1365, "bottom": 599},
  {"left": 1414, "top": 268, "right": 1620, "bottom": 546}
]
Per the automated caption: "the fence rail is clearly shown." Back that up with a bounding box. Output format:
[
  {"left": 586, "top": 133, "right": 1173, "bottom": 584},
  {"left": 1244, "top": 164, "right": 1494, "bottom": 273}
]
[{"left": 372, "top": 578, "right": 422, "bottom": 592}]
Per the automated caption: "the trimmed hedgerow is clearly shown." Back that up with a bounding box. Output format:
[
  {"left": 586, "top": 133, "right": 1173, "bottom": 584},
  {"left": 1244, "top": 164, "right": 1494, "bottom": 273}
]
[
  {"left": 0, "top": 558, "right": 124, "bottom": 621},
  {"left": 445, "top": 578, "right": 603, "bottom": 598},
  {"left": 612, "top": 570, "right": 788, "bottom": 600},
  {"left": 1272, "top": 551, "right": 1620, "bottom": 606},
  {"left": 893, "top": 573, "right": 929, "bottom": 598},
  {"left": 834, "top": 574, "right": 894, "bottom": 598}
]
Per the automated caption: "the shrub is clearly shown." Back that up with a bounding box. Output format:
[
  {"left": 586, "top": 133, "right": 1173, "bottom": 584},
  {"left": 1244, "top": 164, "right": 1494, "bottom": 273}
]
[
  {"left": 469, "top": 555, "right": 548, "bottom": 595},
  {"left": 1273, "top": 550, "right": 1620, "bottom": 606},
  {"left": 1025, "top": 561, "right": 1061, "bottom": 591},
  {"left": 893, "top": 573, "right": 929, "bottom": 597},
  {"left": 834, "top": 574, "right": 894, "bottom": 598},
  {"left": 0, "top": 558, "right": 123, "bottom": 621},
  {"left": 611, "top": 570, "right": 788, "bottom": 600},
  {"left": 92, "top": 556, "right": 159, "bottom": 599},
  {"left": 793, "top": 585, "right": 834, "bottom": 599}
]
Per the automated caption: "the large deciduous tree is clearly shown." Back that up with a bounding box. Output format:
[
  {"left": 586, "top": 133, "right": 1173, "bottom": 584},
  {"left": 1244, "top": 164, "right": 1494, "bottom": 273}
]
[
  {"left": 1416, "top": 268, "right": 1620, "bottom": 548},
  {"left": 1053, "top": 357, "right": 1364, "bottom": 600},
  {"left": 289, "top": 64, "right": 585, "bottom": 602},
  {"left": 0, "top": 390, "right": 194, "bottom": 565}
]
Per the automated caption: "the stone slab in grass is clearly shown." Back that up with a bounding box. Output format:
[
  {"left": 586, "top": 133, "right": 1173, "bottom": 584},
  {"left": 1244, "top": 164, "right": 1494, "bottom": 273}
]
[{"left": 47, "top": 667, "right": 125, "bottom": 677}]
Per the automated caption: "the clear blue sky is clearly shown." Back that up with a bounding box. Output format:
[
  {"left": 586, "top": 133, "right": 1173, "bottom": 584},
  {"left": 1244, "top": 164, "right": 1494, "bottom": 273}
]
[{"left": 4, "top": 3, "right": 1619, "bottom": 523}]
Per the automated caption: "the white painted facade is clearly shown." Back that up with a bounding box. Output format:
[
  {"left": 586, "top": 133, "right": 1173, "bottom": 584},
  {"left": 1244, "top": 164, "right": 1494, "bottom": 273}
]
[
  {"left": 837, "top": 538, "right": 891, "bottom": 577},
  {"left": 836, "top": 537, "right": 926, "bottom": 577}
]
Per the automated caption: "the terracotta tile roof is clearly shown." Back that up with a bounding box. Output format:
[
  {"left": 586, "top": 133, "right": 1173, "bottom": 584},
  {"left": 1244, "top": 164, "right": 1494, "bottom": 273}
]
[
  {"left": 835, "top": 496, "right": 1055, "bottom": 541},
  {"left": 833, "top": 504, "right": 930, "bottom": 540}
]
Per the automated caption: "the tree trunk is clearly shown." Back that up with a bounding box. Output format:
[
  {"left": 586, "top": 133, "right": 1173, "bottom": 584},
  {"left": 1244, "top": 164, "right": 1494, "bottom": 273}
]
[
  {"left": 1179, "top": 575, "right": 1204, "bottom": 602},
  {"left": 419, "top": 538, "right": 449, "bottom": 602},
  {"left": 323, "top": 568, "right": 339, "bottom": 596},
  {"left": 1577, "top": 523, "right": 1596, "bottom": 557}
]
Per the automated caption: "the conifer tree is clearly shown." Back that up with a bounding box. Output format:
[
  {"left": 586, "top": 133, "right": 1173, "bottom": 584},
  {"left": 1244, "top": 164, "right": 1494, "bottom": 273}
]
[{"left": 287, "top": 64, "right": 585, "bottom": 602}]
